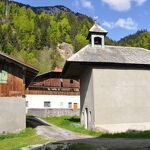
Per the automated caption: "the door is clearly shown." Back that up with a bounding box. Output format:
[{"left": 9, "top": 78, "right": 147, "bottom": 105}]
[
  {"left": 73, "top": 103, "right": 78, "bottom": 109},
  {"left": 84, "top": 108, "right": 88, "bottom": 129}
]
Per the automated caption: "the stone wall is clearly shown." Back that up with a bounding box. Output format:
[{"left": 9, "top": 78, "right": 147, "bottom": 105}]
[
  {"left": 28, "top": 108, "right": 80, "bottom": 118},
  {"left": 0, "top": 97, "right": 26, "bottom": 134}
]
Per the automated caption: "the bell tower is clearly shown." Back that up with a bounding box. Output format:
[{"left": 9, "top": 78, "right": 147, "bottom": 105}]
[{"left": 87, "top": 23, "right": 108, "bottom": 47}]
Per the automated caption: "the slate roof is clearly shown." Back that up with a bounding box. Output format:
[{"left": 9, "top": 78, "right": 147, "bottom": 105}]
[
  {"left": 89, "top": 23, "right": 108, "bottom": 34},
  {"left": 62, "top": 45, "right": 150, "bottom": 78},
  {"left": 68, "top": 45, "right": 150, "bottom": 65}
]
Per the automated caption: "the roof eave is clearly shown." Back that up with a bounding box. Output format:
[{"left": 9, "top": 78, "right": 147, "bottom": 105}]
[{"left": 61, "top": 61, "right": 150, "bottom": 79}]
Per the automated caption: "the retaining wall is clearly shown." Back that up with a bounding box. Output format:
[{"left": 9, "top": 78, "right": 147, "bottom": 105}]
[{"left": 28, "top": 108, "right": 80, "bottom": 118}]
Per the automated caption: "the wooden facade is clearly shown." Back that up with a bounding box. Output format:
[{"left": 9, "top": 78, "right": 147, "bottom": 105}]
[
  {"left": 0, "top": 71, "right": 25, "bottom": 97},
  {"left": 0, "top": 52, "right": 39, "bottom": 97},
  {"left": 26, "top": 70, "right": 80, "bottom": 96}
]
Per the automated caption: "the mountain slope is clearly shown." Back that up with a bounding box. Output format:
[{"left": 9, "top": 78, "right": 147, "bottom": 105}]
[{"left": 117, "top": 30, "right": 150, "bottom": 50}]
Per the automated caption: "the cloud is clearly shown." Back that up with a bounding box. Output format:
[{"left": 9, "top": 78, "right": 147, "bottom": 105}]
[
  {"left": 81, "top": 0, "right": 94, "bottom": 9},
  {"left": 74, "top": 0, "right": 94, "bottom": 9},
  {"left": 102, "top": 17, "right": 138, "bottom": 30},
  {"left": 101, "top": 0, "right": 147, "bottom": 11},
  {"left": 136, "top": 0, "right": 147, "bottom": 5},
  {"left": 94, "top": 16, "right": 99, "bottom": 21}
]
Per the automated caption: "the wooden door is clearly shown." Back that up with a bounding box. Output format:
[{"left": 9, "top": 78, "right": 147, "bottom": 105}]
[{"left": 73, "top": 103, "right": 78, "bottom": 109}]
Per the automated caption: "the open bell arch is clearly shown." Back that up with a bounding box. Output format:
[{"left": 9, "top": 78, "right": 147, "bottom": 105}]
[{"left": 91, "top": 35, "right": 104, "bottom": 47}]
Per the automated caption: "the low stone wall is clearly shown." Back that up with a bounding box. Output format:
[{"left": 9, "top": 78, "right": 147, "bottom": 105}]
[
  {"left": 0, "top": 97, "right": 26, "bottom": 134},
  {"left": 28, "top": 108, "right": 80, "bottom": 118}
]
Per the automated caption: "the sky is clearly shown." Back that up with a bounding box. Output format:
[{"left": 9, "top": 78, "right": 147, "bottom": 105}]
[{"left": 10, "top": 0, "right": 150, "bottom": 41}]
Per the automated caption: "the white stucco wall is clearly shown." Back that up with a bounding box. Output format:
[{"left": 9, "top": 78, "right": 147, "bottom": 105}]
[
  {"left": 93, "top": 68, "right": 150, "bottom": 133},
  {"left": 0, "top": 97, "right": 26, "bottom": 134},
  {"left": 26, "top": 95, "right": 80, "bottom": 109},
  {"left": 80, "top": 68, "right": 95, "bottom": 129}
]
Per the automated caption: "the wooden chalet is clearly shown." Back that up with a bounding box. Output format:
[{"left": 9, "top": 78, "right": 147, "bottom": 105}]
[
  {"left": 0, "top": 51, "right": 39, "bottom": 134},
  {"left": 0, "top": 51, "right": 39, "bottom": 97},
  {"left": 26, "top": 67, "right": 80, "bottom": 96}
]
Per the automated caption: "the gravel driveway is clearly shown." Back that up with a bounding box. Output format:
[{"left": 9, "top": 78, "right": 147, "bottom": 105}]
[{"left": 27, "top": 117, "right": 150, "bottom": 149}]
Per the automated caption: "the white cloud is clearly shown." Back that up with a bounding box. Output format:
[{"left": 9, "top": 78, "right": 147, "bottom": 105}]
[
  {"left": 136, "top": 0, "right": 147, "bottom": 5},
  {"left": 94, "top": 16, "right": 99, "bottom": 21},
  {"left": 74, "top": 0, "right": 94, "bottom": 9},
  {"left": 103, "top": 21, "right": 114, "bottom": 28},
  {"left": 101, "top": 0, "right": 147, "bottom": 11},
  {"left": 81, "top": 0, "right": 94, "bottom": 9},
  {"left": 102, "top": 17, "right": 138, "bottom": 30}
]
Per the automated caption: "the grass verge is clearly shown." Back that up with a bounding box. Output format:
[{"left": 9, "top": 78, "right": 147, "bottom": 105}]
[
  {"left": 43, "top": 116, "right": 150, "bottom": 138},
  {"left": 0, "top": 128, "right": 47, "bottom": 150}
]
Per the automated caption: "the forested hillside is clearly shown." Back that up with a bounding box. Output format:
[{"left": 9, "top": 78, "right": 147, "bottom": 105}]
[
  {"left": 0, "top": 1, "right": 94, "bottom": 73},
  {"left": 0, "top": 1, "right": 150, "bottom": 73},
  {"left": 118, "top": 30, "right": 150, "bottom": 50}
]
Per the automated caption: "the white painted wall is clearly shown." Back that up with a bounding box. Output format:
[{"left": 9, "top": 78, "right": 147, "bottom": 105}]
[{"left": 26, "top": 95, "right": 80, "bottom": 109}]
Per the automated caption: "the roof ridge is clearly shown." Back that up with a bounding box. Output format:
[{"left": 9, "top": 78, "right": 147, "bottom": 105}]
[{"left": 105, "top": 45, "right": 148, "bottom": 51}]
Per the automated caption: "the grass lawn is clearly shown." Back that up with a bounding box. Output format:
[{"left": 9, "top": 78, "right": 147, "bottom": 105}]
[
  {"left": 43, "top": 116, "right": 150, "bottom": 138},
  {"left": 0, "top": 128, "right": 48, "bottom": 150}
]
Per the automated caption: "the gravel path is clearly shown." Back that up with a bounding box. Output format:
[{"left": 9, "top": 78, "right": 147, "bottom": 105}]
[{"left": 27, "top": 117, "right": 150, "bottom": 148}]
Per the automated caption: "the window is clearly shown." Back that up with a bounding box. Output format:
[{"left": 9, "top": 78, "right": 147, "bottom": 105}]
[
  {"left": 70, "top": 80, "right": 73, "bottom": 84},
  {"left": 0, "top": 70, "right": 8, "bottom": 84},
  {"left": 44, "top": 101, "right": 51, "bottom": 107},
  {"left": 68, "top": 102, "right": 72, "bottom": 109},
  {"left": 26, "top": 101, "right": 28, "bottom": 107},
  {"left": 94, "top": 37, "right": 102, "bottom": 45},
  {"left": 60, "top": 102, "right": 63, "bottom": 107},
  {"left": 60, "top": 79, "right": 63, "bottom": 87}
]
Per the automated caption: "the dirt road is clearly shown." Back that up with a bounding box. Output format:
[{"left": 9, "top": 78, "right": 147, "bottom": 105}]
[{"left": 27, "top": 117, "right": 150, "bottom": 148}]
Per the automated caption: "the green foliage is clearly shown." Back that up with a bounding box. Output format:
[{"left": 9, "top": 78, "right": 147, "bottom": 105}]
[
  {"left": 44, "top": 116, "right": 150, "bottom": 138},
  {"left": 0, "top": 1, "right": 93, "bottom": 73},
  {"left": 118, "top": 30, "right": 150, "bottom": 49},
  {"left": 73, "top": 34, "right": 88, "bottom": 53}
]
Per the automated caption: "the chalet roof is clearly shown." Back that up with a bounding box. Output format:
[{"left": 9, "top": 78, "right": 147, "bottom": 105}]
[
  {"left": 0, "top": 51, "right": 39, "bottom": 87},
  {"left": 62, "top": 45, "right": 150, "bottom": 79},
  {"left": 89, "top": 23, "right": 108, "bottom": 34},
  {"left": 0, "top": 51, "right": 38, "bottom": 71},
  {"left": 34, "top": 71, "right": 61, "bottom": 82}
]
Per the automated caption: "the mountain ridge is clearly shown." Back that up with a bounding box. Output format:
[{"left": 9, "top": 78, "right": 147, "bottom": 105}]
[{"left": 9, "top": 1, "right": 93, "bottom": 20}]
